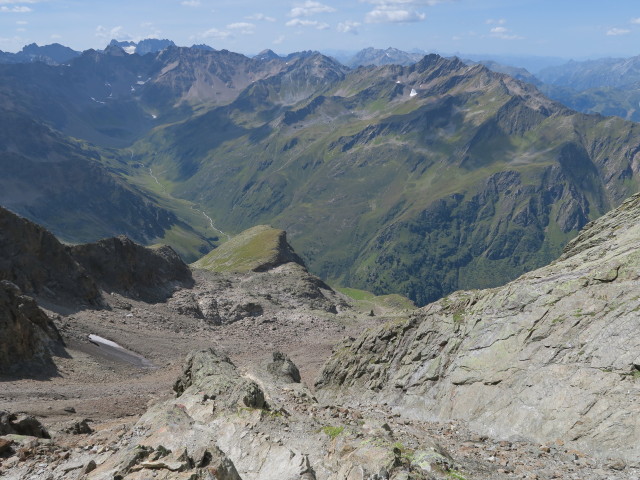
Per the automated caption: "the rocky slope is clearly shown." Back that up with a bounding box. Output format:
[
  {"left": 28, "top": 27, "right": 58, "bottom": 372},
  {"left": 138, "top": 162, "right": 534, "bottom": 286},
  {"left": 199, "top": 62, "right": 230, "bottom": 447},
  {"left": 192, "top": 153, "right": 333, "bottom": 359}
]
[
  {"left": 0, "top": 281, "right": 63, "bottom": 375},
  {"left": 70, "top": 235, "right": 193, "bottom": 303},
  {"left": 0, "top": 206, "right": 100, "bottom": 306},
  {"left": 317, "top": 192, "right": 640, "bottom": 465}
]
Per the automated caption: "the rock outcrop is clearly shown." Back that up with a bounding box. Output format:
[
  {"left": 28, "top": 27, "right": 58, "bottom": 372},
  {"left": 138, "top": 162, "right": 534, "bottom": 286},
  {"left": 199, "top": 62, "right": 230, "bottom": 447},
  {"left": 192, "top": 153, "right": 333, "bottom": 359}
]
[
  {"left": 0, "top": 206, "right": 100, "bottom": 306},
  {"left": 172, "top": 348, "right": 266, "bottom": 410},
  {"left": 0, "top": 411, "right": 50, "bottom": 438},
  {"left": 69, "top": 235, "right": 193, "bottom": 303},
  {"left": 317, "top": 192, "right": 640, "bottom": 464},
  {"left": 85, "top": 348, "right": 466, "bottom": 480},
  {"left": 0, "top": 281, "right": 62, "bottom": 375}
]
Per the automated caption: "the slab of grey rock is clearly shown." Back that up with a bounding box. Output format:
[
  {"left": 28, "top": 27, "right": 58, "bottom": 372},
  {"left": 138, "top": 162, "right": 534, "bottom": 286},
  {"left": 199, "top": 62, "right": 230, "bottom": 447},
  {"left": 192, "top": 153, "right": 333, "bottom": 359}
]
[{"left": 317, "top": 192, "right": 640, "bottom": 465}]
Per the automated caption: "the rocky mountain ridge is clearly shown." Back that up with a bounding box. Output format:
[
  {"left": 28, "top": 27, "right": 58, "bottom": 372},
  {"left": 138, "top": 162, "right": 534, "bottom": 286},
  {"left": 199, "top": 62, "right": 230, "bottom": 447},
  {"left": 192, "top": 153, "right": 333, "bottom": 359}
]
[
  {"left": 138, "top": 50, "right": 640, "bottom": 305},
  {"left": 3, "top": 42, "right": 640, "bottom": 307}
]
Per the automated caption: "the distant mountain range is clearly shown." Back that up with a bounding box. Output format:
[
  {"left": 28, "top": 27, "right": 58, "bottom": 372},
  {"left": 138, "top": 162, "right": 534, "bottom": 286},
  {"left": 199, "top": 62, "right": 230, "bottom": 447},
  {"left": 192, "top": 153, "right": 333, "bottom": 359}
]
[
  {"left": 3, "top": 40, "right": 640, "bottom": 305},
  {"left": 345, "top": 47, "right": 425, "bottom": 67},
  {"left": 0, "top": 43, "right": 80, "bottom": 65}
]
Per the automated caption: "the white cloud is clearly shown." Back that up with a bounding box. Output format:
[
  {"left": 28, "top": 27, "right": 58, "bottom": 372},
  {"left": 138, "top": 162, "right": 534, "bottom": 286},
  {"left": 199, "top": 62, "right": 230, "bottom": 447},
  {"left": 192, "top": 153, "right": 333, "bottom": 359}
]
[
  {"left": 361, "top": 0, "right": 451, "bottom": 24},
  {"left": 489, "top": 25, "right": 523, "bottom": 40},
  {"left": 227, "top": 22, "right": 255, "bottom": 34},
  {"left": 631, "top": 17, "right": 640, "bottom": 24},
  {"left": 95, "top": 25, "right": 134, "bottom": 41},
  {"left": 16, "top": 19, "right": 27, "bottom": 24},
  {"left": 201, "top": 27, "right": 231, "bottom": 40},
  {"left": 606, "top": 27, "right": 630, "bottom": 36},
  {"left": 485, "top": 18, "right": 506, "bottom": 25},
  {"left": 181, "top": 0, "right": 201, "bottom": 6},
  {"left": 286, "top": 18, "right": 329, "bottom": 29},
  {"left": 337, "top": 20, "right": 360, "bottom": 34},
  {"left": 0, "top": 6, "right": 32, "bottom": 12},
  {"left": 51, "top": 34, "right": 62, "bottom": 39},
  {"left": 365, "top": 7, "right": 426, "bottom": 23},
  {"left": 0, "top": 0, "right": 40, "bottom": 3},
  {"left": 289, "top": 1, "right": 336, "bottom": 18},
  {"left": 247, "top": 13, "right": 276, "bottom": 22},
  {"left": 273, "top": 35, "right": 285, "bottom": 44}
]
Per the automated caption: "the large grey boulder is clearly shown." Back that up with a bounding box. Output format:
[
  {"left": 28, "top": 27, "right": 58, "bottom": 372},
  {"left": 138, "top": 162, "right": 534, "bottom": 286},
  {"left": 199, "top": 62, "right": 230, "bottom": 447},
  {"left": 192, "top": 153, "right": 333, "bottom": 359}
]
[{"left": 173, "top": 348, "right": 266, "bottom": 409}]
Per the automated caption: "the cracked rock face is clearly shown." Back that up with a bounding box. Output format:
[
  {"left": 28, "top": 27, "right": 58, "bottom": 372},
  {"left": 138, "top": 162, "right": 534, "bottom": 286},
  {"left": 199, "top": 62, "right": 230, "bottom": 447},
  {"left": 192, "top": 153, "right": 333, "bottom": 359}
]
[
  {"left": 317, "top": 192, "right": 640, "bottom": 464},
  {"left": 0, "top": 280, "right": 63, "bottom": 375}
]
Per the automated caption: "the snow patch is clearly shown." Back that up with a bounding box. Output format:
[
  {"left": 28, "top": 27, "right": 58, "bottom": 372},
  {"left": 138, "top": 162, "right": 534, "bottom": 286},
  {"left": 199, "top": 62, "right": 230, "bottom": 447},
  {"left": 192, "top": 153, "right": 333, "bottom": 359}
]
[
  {"left": 410, "top": 88, "right": 418, "bottom": 97},
  {"left": 89, "top": 334, "right": 125, "bottom": 350},
  {"left": 124, "top": 46, "right": 136, "bottom": 55}
]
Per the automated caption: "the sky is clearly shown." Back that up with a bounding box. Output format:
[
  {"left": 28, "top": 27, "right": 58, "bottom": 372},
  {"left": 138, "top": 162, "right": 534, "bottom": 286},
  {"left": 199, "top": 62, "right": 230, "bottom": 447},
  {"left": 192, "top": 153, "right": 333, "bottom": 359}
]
[{"left": 1, "top": 0, "right": 640, "bottom": 63}]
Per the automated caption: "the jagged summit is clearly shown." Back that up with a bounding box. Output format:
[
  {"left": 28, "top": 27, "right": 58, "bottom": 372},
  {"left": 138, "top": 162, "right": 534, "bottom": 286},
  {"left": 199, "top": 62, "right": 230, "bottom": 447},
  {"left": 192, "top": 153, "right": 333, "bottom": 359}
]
[
  {"left": 255, "top": 48, "right": 280, "bottom": 61},
  {"left": 108, "top": 38, "right": 175, "bottom": 55}
]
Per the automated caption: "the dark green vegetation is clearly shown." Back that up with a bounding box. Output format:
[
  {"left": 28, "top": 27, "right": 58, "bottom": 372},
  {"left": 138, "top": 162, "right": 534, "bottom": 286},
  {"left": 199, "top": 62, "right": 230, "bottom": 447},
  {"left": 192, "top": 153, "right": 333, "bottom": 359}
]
[{"left": 2, "top": 45, "right": 640, "bottom": 305}]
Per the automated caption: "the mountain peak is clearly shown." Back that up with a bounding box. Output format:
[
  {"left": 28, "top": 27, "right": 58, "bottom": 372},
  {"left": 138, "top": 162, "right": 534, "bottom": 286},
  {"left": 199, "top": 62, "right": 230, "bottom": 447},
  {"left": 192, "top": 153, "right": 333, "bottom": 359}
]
[{"left": 255, "top": 49, "right": 280, "bottom": 61}]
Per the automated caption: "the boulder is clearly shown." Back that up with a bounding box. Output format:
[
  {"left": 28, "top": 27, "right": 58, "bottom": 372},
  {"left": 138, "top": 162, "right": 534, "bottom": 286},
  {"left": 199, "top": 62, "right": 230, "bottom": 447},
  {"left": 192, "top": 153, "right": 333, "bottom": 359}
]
[
  {"left": 173, "top": 348, "right": 266, "bottom": 409},
  {"left": 0, "top": 411, "right": 49, "bottom": 438},
  {"left": 266, "top": 351, "right": 301, "bottom": 383}
]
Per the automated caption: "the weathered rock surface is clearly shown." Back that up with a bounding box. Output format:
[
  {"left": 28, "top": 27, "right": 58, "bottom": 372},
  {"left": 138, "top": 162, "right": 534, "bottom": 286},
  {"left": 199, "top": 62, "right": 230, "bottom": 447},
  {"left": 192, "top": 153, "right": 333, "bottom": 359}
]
[
  {"left": 84, "top": 348, "right": 465, "bottom": 480},
  {"left": 169, "top": 262, "right": 345, "bottom": 325},
  {"left": 70, "top": 235, "right": 193, "bottom": 303},
  {"left": 0, "top": 206, "right": 100, "bottom": 306},
  {"left": 317, "top": 192, "right": 640, "bottom": 464},
  {"left": 172, "top": 348, "right": 266, "bottom": 410},
  {"left": 0, "top": 280, "right": 62, "bottom": 375}
]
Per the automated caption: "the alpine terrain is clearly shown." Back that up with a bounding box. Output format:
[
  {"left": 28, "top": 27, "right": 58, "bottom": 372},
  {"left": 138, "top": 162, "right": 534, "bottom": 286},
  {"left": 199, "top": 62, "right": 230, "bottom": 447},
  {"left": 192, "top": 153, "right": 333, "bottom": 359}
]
[{"left": 1, "top": 35, "right": 640, "bottom": 480}]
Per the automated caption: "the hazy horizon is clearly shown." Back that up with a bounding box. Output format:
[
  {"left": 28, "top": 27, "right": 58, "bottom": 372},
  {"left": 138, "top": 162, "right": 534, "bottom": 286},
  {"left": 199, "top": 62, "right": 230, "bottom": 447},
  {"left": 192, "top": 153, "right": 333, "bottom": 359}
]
[{"left": 0, "top": 0, "right": 638, "bottom": 63}]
